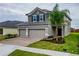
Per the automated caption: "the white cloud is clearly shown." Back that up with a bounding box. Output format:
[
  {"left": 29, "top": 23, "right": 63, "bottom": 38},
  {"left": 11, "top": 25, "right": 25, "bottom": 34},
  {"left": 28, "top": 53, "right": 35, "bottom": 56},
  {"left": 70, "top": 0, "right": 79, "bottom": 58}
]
[
  {"left": 0, "top": 3, "right": 79, "bottom": 28},
  {"left": 0, "top": 6, "right": 25, "bottom": 15}
]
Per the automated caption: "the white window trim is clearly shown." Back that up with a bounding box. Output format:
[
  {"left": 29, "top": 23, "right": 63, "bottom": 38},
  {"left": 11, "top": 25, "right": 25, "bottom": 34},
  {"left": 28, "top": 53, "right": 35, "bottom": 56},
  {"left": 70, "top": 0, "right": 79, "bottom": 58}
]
[
  {"left": 32, "top": 15, "right": 37, "bottom": 22},
  {"left": 39, "top": 14, "right": 44, "bottom": 22}
]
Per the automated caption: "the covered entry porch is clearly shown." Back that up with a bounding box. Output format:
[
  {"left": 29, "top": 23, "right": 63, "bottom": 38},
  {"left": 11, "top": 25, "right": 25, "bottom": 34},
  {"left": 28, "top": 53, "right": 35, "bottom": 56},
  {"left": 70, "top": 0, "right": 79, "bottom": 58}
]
[
  {"left": 51, "top": 26, "right": 65, "bottom": 43},
  {"left": 52, "top": 25, "right": 65, "bottom": 37}
]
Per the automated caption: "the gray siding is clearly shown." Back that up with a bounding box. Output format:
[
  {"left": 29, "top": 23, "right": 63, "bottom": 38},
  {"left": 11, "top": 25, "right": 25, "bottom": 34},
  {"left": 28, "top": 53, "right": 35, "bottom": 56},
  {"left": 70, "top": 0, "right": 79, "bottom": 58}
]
[
  {"left": 19, "top": 24, "right": 53, "bottom": 36},
  {"left": 64, "top": 21, "right": 71, "bottom": 36},
  {"left": 28, "top": 10, "right": 49, "bottom": 24}
]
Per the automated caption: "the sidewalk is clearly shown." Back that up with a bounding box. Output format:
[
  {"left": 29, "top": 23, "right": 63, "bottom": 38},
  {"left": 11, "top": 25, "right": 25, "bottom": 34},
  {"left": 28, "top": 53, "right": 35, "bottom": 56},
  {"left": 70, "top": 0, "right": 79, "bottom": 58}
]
[
  {"left": 0, "top": 44, "right": 77, "bottom": 56},
  {"left": 0, "top": 44, "right": 16, "bottom": 56}
]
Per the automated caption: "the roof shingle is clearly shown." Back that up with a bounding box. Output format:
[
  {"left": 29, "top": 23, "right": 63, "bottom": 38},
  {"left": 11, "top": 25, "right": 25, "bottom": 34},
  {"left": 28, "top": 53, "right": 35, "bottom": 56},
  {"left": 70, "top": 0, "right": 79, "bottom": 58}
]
[{"left": 0, "top": 21, "right": 24, "bottom": 28}]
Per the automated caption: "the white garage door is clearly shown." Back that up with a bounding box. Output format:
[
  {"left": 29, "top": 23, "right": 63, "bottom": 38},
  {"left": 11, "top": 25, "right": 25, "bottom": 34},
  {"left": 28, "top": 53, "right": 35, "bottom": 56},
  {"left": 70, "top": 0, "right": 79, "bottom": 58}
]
[
  {"left": 29, "top": 29, "right": 45, "bottom": 39},
  {"left": 19, "top": 29, "right": 26, "bottom": 37}
]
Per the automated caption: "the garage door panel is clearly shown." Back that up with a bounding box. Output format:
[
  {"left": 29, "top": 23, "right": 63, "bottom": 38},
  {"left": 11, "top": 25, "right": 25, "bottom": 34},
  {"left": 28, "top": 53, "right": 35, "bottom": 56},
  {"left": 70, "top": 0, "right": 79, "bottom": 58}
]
[
  {"left": 29, "top": 29, "right": 45, "bottom": 39},
  {"left": 19, "top": 29, "right": 26, "bottom": 37}
]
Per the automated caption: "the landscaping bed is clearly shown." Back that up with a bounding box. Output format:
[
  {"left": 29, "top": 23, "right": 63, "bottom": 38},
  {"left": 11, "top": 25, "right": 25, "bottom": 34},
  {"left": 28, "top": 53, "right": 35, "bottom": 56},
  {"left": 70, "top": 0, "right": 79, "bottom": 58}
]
[
  {"left": 9, "top": 49, "right": 48, "bottom": 56},
  {"left": 0, "top": 34, "right": 17, "bottom": 41},
  {"left": 28, "top": 32, "right": 79, "bottom": 54}
]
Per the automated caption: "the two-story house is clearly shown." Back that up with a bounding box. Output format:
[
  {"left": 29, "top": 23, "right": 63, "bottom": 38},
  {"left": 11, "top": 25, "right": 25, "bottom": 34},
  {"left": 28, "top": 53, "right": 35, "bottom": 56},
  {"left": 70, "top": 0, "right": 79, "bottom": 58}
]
[{"left": 18, "top": 7, "right": 72, "bottom": 39}]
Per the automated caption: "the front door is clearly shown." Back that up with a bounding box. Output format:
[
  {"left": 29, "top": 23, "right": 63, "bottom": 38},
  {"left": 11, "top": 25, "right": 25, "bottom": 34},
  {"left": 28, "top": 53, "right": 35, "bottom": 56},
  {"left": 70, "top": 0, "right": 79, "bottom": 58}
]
[{"left": 58, "top": 28, "right": 62, "bottom": 36}]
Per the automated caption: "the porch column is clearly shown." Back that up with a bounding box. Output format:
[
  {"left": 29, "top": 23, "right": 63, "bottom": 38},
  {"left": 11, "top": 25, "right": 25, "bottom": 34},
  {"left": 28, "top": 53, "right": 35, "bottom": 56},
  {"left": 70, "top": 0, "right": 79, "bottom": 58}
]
[{"left": 62, "top": 26, "right": 64, "bottom": 37}]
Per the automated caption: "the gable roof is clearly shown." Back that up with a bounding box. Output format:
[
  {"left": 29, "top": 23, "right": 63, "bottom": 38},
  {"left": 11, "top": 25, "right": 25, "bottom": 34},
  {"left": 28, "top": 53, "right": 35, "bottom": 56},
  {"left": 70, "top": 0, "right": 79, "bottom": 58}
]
[
  {"left": 0, "top": 21, "right": 24, "bottom": 28},
  {"left": 26, "top": 7, "right": 51, "bottom": 16},
  {"left": 65, "top": 15, "right": 72, "bottom": 21},
  {"left": 26, "top": 7, "right": 72, "bottom": 21}
]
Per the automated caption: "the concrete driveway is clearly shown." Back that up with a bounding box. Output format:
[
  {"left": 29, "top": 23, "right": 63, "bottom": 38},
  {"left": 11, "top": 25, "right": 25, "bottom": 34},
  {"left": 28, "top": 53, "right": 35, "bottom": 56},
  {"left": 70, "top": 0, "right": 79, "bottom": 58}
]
[{"left": 0, "top": 37, "right": 41, "bottom": 46}]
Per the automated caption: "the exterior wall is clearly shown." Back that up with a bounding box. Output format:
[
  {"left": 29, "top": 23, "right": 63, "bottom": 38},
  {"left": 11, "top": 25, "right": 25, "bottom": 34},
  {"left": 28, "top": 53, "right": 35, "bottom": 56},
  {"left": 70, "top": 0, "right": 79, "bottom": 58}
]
[
  {"left": 64, "top": 26, "right": 69, "bottom": 36},
  {"left": 26, "top": 28, "right": 28, "bottom": 37},
  {"left": 28, "top": 10, "right": 49, "bottom": 24},
  {"left": 45, "top": 13, "right": 49, "bottom": 23},
  {"left": 63, "top": 16, "right": 71, "bottom": 36},
  {"left": 64, "top": 21, "right": 71, "bottom": 36},
  {"left": 19, "top": 25, "right": 48, "bottom": 29},
  {"left": 18, "top": 21, "right": 71, "bottom": 37},
  {"left": 19, "top": 24, "right": 53, "bottom": 37},
  {"left": 3, "top": 28, "right": 18, "bottom": 35},
  {"left": 47, "top": 25, "right": 53, "bottom": 36}
]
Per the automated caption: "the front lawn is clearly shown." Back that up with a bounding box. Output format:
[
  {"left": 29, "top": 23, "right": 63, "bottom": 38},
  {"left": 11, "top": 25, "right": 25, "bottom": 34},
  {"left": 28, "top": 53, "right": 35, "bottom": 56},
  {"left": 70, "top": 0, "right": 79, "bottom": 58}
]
[
  {"left": 28, "top": 32, "right": 79, "bottom": 54},
  {"left": 0, "top": 35, "right": 8, "bottom": 41},
  {"left": 9, "top": 49, "right": 48, "bottom": 56}
]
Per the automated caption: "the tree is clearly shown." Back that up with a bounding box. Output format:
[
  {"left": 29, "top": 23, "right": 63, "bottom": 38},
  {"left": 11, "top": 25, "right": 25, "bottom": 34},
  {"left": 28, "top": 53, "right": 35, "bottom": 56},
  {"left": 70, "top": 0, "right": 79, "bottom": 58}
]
[{"left": 49, "top": 4, "right": 70, "bottom": 43}]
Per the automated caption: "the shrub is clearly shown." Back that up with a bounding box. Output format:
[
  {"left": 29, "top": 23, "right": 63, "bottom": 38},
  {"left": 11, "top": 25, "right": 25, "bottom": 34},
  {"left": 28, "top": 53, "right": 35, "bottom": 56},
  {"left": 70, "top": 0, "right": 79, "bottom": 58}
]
[
  {"left": 12, "top": 34, "right": 18, "bottom": 37},
  {"left": 63, "top": 48, "right": 67, "bottom": 52},
  {"left": 5, "top": 34, "right": 12, "bottom": 38},
  {"left": 47, "top": 36, "right": 53, "bottom": 38},
  {"left": 4, "top": 35, "right": 10, "bottom": 39},
  {"left": 58, "top": 36, "right": 65, "bottom": 44},
  {"left": 0, "top": 34, "right": 17, "bottom": 41},
  {"left": 5, "top": 34, "right": 17, "bottom": 38},
  {"left": 77, "top": 44, "right": 79, "bottom": 47}
]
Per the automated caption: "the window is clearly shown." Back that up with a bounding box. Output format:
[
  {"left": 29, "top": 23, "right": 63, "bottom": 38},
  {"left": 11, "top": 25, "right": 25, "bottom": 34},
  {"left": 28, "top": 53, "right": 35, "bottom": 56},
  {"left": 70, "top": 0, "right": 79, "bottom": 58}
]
[
  {"left": 32, "top": 14, "right": 45, "bottom": 22},
  {"left": 39, "top": 14, "right": 44, "bottom": 22},
  {"left": 32, "top": 15, "right": 37, "bottom": 22}
]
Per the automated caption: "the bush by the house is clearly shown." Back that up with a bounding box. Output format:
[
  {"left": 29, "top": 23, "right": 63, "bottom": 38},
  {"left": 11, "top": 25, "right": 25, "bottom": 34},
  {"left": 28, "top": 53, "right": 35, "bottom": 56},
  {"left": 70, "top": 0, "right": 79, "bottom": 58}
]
[
  {"left": 0, "top": 34, "right": 17, "bottom": 41},
  {"left": 63, "top": 48, "right": 67, "bottom": 52},
  {"left": 5, "top": 34, "right": 17, "bottom": 38},
  {"left": 4, "top": 35, "right": 10, "bottom": 39},
  {"left": 47, "top": 36, "right": 53, "bottom": 38}
]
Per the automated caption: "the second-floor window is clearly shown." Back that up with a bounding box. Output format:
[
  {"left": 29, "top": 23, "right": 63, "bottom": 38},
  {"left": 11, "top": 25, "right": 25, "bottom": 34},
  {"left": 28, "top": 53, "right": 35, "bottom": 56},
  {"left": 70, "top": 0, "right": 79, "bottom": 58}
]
[
  {"left": 32, "top": 14, "right": 45, "bottom": 22},
  {"left": 32, "top": 15, "right": 37, "bottom": 22},
  {"left": 39, "top": 14, "right": 44, "bottom": 22}
]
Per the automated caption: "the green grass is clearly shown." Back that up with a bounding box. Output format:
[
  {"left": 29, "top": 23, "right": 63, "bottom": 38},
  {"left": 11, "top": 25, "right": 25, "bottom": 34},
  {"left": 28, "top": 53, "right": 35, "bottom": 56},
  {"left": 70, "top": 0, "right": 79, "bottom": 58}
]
[
  {"left": 28, "top": 32, "right": 79, "bottom": 54},
  {"left": 9, "top": 49, "right": 48, "bottom": 56},
  {"left": 0, "top": 35, "right": 7, "bottom": 41}
]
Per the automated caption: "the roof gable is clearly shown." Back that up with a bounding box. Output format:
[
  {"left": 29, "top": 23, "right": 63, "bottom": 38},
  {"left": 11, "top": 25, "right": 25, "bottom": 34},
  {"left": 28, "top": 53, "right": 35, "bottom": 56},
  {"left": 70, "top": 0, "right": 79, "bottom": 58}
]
[
  {"left": 26, "top": 7, "right": 51, "bottom": 16},
  {"left": 65, "top": 15, "right": 72, "bottom": 21},
  {"left": 26, "top": 7, "right": 72, "bottom": 21}
]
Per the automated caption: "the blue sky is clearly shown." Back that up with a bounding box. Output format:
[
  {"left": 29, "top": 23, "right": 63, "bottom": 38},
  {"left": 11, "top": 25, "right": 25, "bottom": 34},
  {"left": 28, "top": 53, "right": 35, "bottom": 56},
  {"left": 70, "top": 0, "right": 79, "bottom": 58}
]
[{"left": 0, "top": 3, "right": 79, "bottom": 28}]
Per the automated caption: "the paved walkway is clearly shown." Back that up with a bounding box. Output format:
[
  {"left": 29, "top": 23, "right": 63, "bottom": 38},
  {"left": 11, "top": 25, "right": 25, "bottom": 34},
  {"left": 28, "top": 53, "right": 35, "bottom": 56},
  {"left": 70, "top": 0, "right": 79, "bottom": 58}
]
[
  {"left": 0, "top": 44, "right": 16, "bottom": 56},
  {"left": 0, "top": 44, "right": 77, "bottom": 56},
  {"left": 0, "top": 37, "right": 41, "bottom": 46}
]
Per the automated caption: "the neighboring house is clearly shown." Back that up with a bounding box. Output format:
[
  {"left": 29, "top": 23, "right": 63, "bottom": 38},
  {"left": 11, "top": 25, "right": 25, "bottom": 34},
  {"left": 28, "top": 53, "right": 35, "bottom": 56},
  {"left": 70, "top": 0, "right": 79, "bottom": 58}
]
[
  {"left": 71, "top": 28, "right": 79, "bottom": 32},
  {"left": 18, "top": 7, "right": 72, "bottom": 38},
  {"left": 0, "top": 21, "right": 24, "bottom": 35},
  {"left": 71, "top": 28, "right": 75, "bottom": 32}
]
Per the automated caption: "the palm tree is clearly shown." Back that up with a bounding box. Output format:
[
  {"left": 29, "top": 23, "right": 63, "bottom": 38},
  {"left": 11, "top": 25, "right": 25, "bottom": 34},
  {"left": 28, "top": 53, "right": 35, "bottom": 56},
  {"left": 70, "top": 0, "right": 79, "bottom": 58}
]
[{"left": 49, "top": 4, "right": 70, "bottom": 43}]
